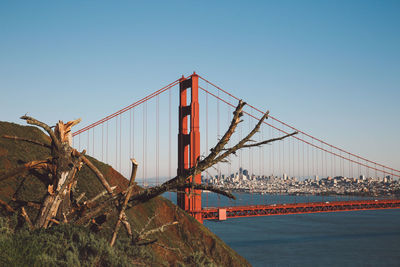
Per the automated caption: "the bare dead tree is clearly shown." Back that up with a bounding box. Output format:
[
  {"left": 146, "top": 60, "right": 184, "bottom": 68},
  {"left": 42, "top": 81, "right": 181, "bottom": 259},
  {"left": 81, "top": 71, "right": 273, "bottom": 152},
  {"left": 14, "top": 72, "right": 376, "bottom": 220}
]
[
  {"left": 70, "top": 100, "right": 297, "bottom": 226},
  {"left": 0, "top": 100, "right": 296, "bottom": 246}
]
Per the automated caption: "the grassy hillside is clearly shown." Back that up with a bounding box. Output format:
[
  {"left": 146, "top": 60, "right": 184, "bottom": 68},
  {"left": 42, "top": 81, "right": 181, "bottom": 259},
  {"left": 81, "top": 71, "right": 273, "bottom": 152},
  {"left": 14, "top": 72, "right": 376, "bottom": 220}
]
[{"left": 0, "top": 121, "right": 250, "bottom": 266}]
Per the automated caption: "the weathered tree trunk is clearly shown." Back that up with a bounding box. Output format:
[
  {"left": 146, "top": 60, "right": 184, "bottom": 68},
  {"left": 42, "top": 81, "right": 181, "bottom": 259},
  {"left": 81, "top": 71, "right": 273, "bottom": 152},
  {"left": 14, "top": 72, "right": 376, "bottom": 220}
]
[{"left": 33, "top": 119, "right": 82, "bottom": 228}]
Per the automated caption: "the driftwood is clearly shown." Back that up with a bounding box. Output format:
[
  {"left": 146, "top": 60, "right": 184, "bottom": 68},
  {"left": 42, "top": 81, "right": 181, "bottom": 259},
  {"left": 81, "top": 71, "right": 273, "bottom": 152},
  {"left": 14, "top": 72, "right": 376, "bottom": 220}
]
[{"left": 0, "top": 100, "right": 296, "bottom": 247}]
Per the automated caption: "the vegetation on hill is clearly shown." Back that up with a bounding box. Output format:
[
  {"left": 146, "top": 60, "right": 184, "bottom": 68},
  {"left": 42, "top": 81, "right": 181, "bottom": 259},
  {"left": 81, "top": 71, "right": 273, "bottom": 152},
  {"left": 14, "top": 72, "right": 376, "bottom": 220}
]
[{"left": 0, "top": 121, "right": 250, "bottom": 266}]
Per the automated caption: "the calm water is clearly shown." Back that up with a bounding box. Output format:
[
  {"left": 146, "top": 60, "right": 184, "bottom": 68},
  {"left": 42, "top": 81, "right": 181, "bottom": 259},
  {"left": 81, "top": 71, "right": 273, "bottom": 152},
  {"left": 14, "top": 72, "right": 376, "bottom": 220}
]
[{"left": 164, "top": 192, "right": 400, "bottom": 266}]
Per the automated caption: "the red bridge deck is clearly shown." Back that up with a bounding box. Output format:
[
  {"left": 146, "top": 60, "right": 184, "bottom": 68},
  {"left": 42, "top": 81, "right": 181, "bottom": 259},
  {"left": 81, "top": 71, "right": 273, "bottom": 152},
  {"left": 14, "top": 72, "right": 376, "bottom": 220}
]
[{"left": 201, "top": 199, "right": 400, "bottom": 220}]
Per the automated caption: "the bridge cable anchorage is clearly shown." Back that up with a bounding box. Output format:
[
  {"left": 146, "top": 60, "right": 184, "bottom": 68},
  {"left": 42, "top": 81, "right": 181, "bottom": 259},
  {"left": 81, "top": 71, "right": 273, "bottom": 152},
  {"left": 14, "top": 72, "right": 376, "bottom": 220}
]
[{"left": 198, "top": 75, "right": 400, "bottom": 177}]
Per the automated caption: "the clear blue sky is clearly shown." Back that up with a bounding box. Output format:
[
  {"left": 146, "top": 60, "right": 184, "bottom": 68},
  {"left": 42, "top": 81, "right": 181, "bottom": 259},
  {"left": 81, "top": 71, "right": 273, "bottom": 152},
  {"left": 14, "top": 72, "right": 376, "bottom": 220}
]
[{"left": 1, "top": 0, "right": 399, "bottom": 172}]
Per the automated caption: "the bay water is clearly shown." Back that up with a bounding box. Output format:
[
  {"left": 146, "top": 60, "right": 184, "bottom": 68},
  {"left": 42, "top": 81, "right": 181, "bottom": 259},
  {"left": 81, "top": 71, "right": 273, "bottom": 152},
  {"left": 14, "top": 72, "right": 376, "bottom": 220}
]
[{"left": 164, "top": 192, "right": 400, "bottom": 266}]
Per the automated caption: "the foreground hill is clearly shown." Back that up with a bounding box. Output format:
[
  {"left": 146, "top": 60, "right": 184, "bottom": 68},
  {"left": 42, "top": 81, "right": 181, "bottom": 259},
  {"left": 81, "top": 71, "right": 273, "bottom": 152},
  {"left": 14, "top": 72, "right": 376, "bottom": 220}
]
[{"left": 0, "top": 121, "right": 250, "bottom": 266}]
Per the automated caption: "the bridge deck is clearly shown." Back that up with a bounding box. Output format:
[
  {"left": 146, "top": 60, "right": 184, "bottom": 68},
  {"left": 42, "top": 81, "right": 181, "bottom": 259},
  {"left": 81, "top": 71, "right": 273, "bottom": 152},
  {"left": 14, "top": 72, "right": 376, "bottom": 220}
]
[{"left": 201, "top": 199, "right": 400, "bottom": 220}]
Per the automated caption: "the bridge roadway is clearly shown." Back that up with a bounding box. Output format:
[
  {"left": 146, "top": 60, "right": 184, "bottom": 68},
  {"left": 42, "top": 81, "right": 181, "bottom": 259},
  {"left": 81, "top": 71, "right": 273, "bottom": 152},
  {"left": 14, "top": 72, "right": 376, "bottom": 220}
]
[{"left": 201, "top": 199, "right": 400, "bottom": 220}]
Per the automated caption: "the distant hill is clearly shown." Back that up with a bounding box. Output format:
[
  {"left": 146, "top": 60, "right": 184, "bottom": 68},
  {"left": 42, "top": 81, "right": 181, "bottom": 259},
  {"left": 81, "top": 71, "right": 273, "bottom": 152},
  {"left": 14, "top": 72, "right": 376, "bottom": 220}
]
[{"left": 0, "top": 121, "right": 250, "bottom": 266}]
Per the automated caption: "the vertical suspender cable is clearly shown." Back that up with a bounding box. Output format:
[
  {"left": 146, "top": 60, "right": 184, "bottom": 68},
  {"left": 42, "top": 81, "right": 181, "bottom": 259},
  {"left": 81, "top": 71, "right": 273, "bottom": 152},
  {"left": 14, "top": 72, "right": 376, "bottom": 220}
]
[
  {"left": 288, "top": 130, "right": 291, "bottom": 178},
  {"left": 278, "top": 124, "right": 281, "bottom": 177},
  {"left": 87, "top": 129, "right": 90, "bottom": 156},
  {"left": 311, "top": 139, "right": 314, "bottom": 179},
  {"left": 316, "top": 141, "right": 318, "bottom": 179},
  {"left": 130, "top": 109, "right": 132, "bottom": 160},
  {"left": 259, "top": 127, "right": 262, "bottom": 177},
  {"left": 349, "top": 153, "right": 352, "bottom": 179},
  {"left": 269, "top": 126, "right": 272, "bottom": 176},
  {"left": 217, "top": 90, "right": 220, "bottom": 207},
  {"left": 331, "top": 147, "right": 333, "bottom": 178},
  {"left": 307, "top": 138, "right": 310, "bottom": 180},
  {"left": 93, "top": 127, "right": 95, "bottom": 159},
  {"left": 168, "top": 88, "right": 172, "bottom": 200},
  {"left": 142, "top": 103, "right": 146, "bottom": 186},
  {"left": 298, "top": 139, "right": 300, "bottom": 180},
  {"left": 272, "top": 126, "right": 275, "bottom": 176},
  {"left": 132, "top": 108, "right": 135, "bottom": 158},
  {"left": 205, "top": 85, "right": 209, "bottom": 207},
  {"left": 321, "top": 142, "right": 324, "bottom": 178},
  {"left": 115, "top": 117, "right": 118, "bottom": 172},
  {"left": 302, "top": 134, "right": 305, "bottom": 179},
  {"left": 102, "top": 123, "right": 104, "bottom": 162},
  {"left": 106, "top": 120, "right": 109, "bottom": 164},
  {"left": 228, "top": 104, "right": 232, "bottom": 178},
  {"left": 156, "top": 95, "right": 159, "bottom": 185},
  {"left": 282, "top": 123, "right": 284, "bottom": 178},
  {"left": 292, "top": 136, "right": 295, "bottom": 179},
  {"left": 119, "top": 115, "right": 122, "bottom": 173}
]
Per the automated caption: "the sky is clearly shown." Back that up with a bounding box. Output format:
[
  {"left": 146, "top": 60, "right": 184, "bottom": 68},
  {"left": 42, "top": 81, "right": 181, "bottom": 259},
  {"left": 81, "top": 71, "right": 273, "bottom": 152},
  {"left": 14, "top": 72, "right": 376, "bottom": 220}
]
[{"left": 1, "top": 0, "right": 399, "bottom": 174}]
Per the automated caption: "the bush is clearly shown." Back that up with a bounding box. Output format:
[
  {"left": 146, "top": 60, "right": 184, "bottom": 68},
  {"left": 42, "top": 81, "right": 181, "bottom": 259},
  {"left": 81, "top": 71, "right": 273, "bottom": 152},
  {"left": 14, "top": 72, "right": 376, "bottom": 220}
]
[
  {"left": 177, "top": 251, "right": 217, "bottom": 267},
  {"left": 0, "top": 222, "right": 150, "bottom": 267}
]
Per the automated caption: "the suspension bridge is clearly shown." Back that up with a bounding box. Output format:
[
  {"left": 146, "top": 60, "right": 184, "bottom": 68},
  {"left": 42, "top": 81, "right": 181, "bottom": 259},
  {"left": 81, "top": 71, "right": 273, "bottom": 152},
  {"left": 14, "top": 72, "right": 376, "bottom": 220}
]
[{"left": 72, "top": 73, "right": 400, "bottom": 223}]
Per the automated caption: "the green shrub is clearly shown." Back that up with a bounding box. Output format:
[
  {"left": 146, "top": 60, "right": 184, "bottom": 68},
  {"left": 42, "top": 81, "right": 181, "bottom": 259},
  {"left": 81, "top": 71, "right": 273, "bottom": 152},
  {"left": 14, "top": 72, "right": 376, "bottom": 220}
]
[
  {"left": 176, "top": 251, "right": 217, "bottom": 267},
  {"left": 0, "top": 223, "right": 150, "bottom": 267}
]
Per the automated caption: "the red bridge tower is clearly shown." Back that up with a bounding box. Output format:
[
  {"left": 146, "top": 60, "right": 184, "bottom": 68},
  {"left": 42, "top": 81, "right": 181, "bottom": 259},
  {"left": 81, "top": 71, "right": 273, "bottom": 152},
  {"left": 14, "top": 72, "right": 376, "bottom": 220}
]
[{"left": 177, "top": 73, "right": 202, "bottom": 223}]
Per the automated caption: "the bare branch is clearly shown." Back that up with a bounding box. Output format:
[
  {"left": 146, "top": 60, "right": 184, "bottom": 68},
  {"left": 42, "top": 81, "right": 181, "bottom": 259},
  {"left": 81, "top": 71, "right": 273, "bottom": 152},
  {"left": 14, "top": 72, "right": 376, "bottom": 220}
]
[
  {"left": 0, "top": 166, "right": 29, "bottom": 183},
  {"left": 85, "top": 186, "right": 117, "bottom": 206},
  {"left": 75, "top": 192, "right": 86, "bottom": 204},
  {"left": 21, "top": 207, "right": 33, "bottom": 230},
  {"left": 0, "top": 199, "right": 15, "bottom": 213},
  {"left": 200, "top": 100, "right": 246, "bottom": 165},
  {"left": 20, "top": 116, "right": 61, "bottom": 149},
  {"left": 135, "top": 221, "right": 178, "bottom": 244},
  {"left": 110, "top": 159, "right": 138, "bottom": 246},
  {"left": 81, "top": 154, "right": 114, "bottom": 195},
  {"left": 241, "top": 132, "right": 298, "bottom": 149},
  {"left": 180, "top": 184, "right": 235, "bottom": 200},
  {"left": 211, "top": 110, "right": 270, "bottom": 165},
  {"left": 0, "top": 159, "right": 52, "bottom": 183},
  {"left": 2, "top": 135, "right": 51, "bottom": 148}
]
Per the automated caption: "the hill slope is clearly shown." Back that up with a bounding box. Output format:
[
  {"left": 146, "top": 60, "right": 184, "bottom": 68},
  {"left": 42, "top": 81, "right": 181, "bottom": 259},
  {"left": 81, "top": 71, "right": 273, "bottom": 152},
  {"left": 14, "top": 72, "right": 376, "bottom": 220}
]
[{"left": 0, "top": 121, "right": 250, "bottom": 266}]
